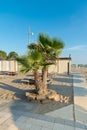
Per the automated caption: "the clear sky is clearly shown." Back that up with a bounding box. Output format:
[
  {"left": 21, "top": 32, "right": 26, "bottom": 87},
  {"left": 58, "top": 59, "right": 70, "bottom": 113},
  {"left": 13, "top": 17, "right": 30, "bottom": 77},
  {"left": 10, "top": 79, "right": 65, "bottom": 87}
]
[{"left": 0, "top": 0, "right": 87, "bottom": 64}]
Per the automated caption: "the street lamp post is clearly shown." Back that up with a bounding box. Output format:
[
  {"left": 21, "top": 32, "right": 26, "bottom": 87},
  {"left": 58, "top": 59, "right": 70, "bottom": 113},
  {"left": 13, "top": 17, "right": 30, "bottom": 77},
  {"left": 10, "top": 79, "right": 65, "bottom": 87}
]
[{"left": 28, "top": 27, "right": 34, "bottom": 44}]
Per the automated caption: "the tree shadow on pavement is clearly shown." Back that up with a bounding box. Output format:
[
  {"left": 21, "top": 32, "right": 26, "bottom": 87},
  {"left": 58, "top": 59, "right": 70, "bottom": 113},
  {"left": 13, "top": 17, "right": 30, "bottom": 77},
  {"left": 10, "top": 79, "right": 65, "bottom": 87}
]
[
  {"left": 74, "top": 86, "right": 87, "bottom": 96},
  {"left": 0, "top": 82, "right": 27, "bottom": 100}
]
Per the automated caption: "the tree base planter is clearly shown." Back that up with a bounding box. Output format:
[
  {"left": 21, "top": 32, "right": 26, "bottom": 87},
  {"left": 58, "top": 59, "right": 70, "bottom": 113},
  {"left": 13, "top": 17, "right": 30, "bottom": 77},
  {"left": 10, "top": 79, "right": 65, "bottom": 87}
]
[{"left": 25, "top": 89, "right": 69, "bottom": 104}]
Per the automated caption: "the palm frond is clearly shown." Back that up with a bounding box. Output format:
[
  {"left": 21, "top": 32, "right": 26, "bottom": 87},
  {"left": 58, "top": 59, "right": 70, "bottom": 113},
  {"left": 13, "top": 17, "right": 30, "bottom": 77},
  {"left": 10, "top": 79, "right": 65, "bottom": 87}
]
[
  {"left": 29, "top": 50, "right": 43, "bottom": 63},
  {"left": 28, "top": 43, "right": 39, "bottom": 50}
]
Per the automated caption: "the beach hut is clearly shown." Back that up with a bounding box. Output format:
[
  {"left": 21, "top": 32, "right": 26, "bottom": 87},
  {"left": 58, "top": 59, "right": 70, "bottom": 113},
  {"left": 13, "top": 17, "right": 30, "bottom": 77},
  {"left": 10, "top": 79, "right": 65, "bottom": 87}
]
[
  {"left": 48, "top": 57, "right": 71, "bottom": 74},
  {"left": 0, "top": 59, "right": 18, "bottom": 75}
]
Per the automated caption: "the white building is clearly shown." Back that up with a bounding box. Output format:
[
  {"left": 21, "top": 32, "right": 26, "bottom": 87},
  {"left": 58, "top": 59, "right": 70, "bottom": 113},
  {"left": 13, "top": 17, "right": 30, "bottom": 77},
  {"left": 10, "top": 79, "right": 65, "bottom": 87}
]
[
  {"left": 0, "top": 59, "right": 18, "bottom": 74},
  {"left": 48, "top": 57, "right": 71, "bottom": 74}
]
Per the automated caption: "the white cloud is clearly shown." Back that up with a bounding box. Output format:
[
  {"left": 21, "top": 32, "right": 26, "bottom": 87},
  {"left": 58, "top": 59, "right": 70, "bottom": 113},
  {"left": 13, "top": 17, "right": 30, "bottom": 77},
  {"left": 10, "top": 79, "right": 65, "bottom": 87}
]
[{"left": 64, "top": 45, "right": 87, "bottom": 51}]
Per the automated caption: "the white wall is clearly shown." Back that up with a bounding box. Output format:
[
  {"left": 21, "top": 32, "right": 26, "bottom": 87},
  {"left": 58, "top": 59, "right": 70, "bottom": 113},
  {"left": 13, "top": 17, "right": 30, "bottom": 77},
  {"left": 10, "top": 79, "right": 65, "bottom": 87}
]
[
  {"left": 0, "top": 60, "right": 18, "bottom": 72},
  {"left": 6, "top": 61, "right": 10, "bottom": 71},
  {"left": 48, "top": 59, "right": 71, "bottom": 74},
  {"left": 59, "top": 59, "right": 71, "bottom": 73}
]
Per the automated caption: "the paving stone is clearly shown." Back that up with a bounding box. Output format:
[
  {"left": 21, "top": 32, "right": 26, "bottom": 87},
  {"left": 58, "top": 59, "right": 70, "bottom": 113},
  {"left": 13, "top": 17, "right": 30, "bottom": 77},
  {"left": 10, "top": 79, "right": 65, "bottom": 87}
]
[
  {"left": 28, "top": 117, "right": 54, "bottom": 129},
  {"left": 54, "top": 117, "right": 65, "bottom": 124},
  {"left": 75, "top": 121, "right": 86, "bottom": 129},
  {"left": 30, "top": 125, "right": 42, "bottom": 130},
  {"left": 75, "top": 110, "right": 87, "bottom": 124},
  {"left": 75, "top": 128, "right": 86, "bottom": 130},
  {"left": 45, "top": 105, "right": 73, "bottom": 121},
  {"left": 38, "top": 114, "right": 55, "bottom": 123},
  {"left": 64, "top": 124, "right": 75, "bottom": 130},
  {"left": 53, "top": 123, "right": 75, "bottom": 130},
  {"left": 0, "top": 112, "right": 12, "bottom": 124},
  {"left": 7, "top": 124, "right": 19, "bottom": 130},
  {"left": 11, "top": 117, "right": 31, "bottom": 130},
  {"left": 41, "top": 127, "right": 53, "bottom": 130},
  {"left": 0, "top": 125, "right": 9, "bottom": 130},
  {"left": 15, "top": 116, "right": 54, "bottom": 130},
  {"left": 53, "top": 123, "right": 65, "bottom": 130},
  {"left": 0, "top": 116, "right": 16, "bottom": 129}
]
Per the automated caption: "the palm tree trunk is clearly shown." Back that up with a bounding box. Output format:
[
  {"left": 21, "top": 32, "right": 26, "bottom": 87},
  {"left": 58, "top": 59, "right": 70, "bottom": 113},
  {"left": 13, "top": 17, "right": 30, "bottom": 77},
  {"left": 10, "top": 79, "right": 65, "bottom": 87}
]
[
  {"left": 42, "top": 68, "right": 48, "bottom": 91},
  {"left": 34, "top": 71, "right": 43, "bottom": 94}
]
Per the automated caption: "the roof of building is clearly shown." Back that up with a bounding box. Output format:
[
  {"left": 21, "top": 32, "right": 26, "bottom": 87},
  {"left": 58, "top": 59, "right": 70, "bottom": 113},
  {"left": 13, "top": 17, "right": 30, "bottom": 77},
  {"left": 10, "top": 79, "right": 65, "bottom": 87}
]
[{"left": 58, "top": 57, "right": 71, "bottom": 60}]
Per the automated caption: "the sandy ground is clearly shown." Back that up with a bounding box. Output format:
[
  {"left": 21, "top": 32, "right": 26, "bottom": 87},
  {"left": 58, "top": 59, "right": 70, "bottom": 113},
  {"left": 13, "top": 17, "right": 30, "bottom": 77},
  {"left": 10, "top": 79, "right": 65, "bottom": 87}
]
[{"left": 0, "top": 72, "right": 73, "bottom": 114}]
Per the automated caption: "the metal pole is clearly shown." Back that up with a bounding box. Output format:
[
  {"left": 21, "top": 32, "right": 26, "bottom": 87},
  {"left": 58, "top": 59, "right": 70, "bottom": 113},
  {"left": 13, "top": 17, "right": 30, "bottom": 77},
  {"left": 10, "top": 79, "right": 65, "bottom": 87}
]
[
  {"left": 28, "top": 27, "right": 30, "bottom": 44},
  {"left": 28, "top": 27, "right": 34, "bottom": 45}
]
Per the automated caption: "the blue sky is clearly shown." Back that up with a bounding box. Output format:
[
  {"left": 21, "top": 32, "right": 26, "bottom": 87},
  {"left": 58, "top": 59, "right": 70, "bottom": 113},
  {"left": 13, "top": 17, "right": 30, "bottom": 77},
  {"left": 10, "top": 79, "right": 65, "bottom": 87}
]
[{"left": 0, "top": 0, "right": 87, "bottom": 64}]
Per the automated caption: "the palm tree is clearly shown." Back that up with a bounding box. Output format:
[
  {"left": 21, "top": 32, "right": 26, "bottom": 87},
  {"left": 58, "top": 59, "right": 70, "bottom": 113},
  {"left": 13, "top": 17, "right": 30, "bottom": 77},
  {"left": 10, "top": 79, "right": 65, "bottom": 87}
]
[
  {"left": 28, "top": 33, "right": 64, "bottom": 94},
  {"left": 17, "top": 50, "right": 44, "bottom": 93},
  {"left": 17, "top": 33, "right": 64, "bottom": 95}
]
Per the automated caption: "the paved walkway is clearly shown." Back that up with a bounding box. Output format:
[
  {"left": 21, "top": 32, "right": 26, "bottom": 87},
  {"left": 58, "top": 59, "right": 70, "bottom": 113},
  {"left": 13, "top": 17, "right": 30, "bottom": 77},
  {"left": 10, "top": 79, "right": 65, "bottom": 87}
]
[
  {"left": 73, "top": 72, "right": 87, "bottom": 127},
  {"left": 0, "top": 72, "right": 87, "bottom": 130}
]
